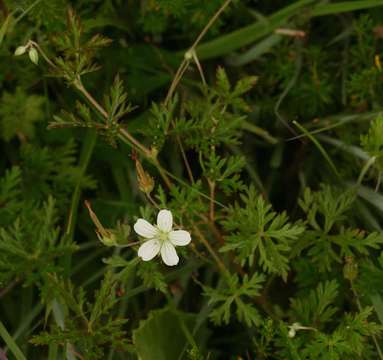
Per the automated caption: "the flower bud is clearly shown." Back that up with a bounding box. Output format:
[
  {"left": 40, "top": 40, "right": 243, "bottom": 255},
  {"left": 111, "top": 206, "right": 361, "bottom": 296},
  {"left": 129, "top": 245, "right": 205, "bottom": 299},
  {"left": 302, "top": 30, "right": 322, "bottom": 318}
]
[
  {"left": 85, "top": 200, "right": 117, "bottom": 246},
  {"left": 288, "top": 328, "right": 296, "bottom": 338},
  {"left": 28, "top": 47, "right": 39, "bottom": 65},
  {"left": 343, "top": 256, "right": 358, "bottom": 281},
  {"left": 135, "top": 159, "right": 154, "bottom": 194},
  {"left": 184, "top": 49, "right": 194, "bottom": 61},
  {"left": 96, "top": 231, "right": 118, "bottom": 247},
  {"left": 14, "top": 46, "right": 27, "bottom": 56}
]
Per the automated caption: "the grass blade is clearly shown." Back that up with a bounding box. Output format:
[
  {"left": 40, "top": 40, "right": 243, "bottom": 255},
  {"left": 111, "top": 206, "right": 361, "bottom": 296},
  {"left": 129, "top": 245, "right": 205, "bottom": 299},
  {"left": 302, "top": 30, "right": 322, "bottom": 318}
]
[
  {"left": 312, "top": 0, "right": 383, "bottom": 16},
  {"left": 0, "top": 320, "right": 26, "bottom": 360},
  {"left": 196, "top": 0, "right": 383, "bottom": 60},
  {"left": 293, "top": 120, "right": 341, "bottom": 179},
  {"left": 226, "top": 34, "right": 282, "bottom": 66},
  {"left": 196, "top": 0, "right": 315, "bottom": 59}
]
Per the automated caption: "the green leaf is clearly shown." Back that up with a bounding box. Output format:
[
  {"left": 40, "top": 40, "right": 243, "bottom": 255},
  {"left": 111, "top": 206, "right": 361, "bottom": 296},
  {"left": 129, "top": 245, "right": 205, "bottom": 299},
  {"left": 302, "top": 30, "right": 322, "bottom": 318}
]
[
  {"left": 0, "top": 87, "right": 44, "bottom": 141},
  {"left": 221, "top": 186, "right": 305, "bottom": 279},
  {"left": 290, "top": 280, "right": 339, "bottom": 327},
  {"left": 133, "top": 308, "right": 207, "bottom": 360},
  {"left": 203, "top": 273, "right": 265, "bottom": 327}
]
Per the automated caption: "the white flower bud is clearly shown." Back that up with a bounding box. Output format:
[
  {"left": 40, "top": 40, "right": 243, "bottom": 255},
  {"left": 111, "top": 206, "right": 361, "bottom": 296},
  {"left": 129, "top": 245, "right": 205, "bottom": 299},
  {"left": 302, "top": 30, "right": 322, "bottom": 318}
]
[
  {"left": 288, "top": 328, "right": 296, "bottom": 338},
  {"left": 14, "top": 46, "right": 27, "bottom": 56},
  {"left": 184, "top": 50, "right": 193, "bottom": 61},
  {"left": 28, "top": 47, "right": 39, "bottom": 65}
]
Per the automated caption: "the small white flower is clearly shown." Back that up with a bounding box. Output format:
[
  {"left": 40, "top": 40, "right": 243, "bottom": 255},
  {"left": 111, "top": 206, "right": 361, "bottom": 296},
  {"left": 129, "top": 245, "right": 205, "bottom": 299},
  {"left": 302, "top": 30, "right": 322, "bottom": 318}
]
[{"left": 134, "top": 209, "right": 191, "bottom": 266}]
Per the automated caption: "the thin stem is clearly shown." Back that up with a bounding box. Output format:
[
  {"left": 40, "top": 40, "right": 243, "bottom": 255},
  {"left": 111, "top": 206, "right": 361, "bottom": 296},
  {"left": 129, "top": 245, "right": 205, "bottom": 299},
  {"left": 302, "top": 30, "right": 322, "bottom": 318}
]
[
  {"left": 375, "top": 171, "right": 382, "bottom": 192},
  {"left": 73, "top": 79, "right": 108, "bottom": 118},
  {"left": 73, "top": 79, "right": 174, "bottom": 188},
  {"left": 66, "top": 130, "right": 97, "bottom": 239},
  {"left": 119, "top": 128, "right": 152, "bottom": 159},
  {"left": 162, "top": 166, "right": 227, "bottom": 208},
  {"left": 199, "top": 213, "right": 225, "bottom": 245},
  {"left": 74, "top": 79, "right": 155, "bottom": 160},
  {"left": 116, "top": 241, "right": 141, "bottom": 249},
  {"left": 192, "top": 50, "right": 207, "bottom": 86},
  {"left": 146, "top": 193, "right": 161, "bottom": 210},
  {"left": 14, "top": 0, "right": 43, "bottom": 23},
  {"left": 208, "top": 179, "right": 216, "bottom": 222},
  {"left": 190, "top": 0, "right": 233, "bottom": 50},
  {"left": 30, "top": 41, "right": 57, "bottom": 69},
  {"left": 177, "top": 135, "right": 195, "bottom": 183},
  {"left": 242, "top": 121, "right": 279, "bottom": 144},
  {"left": 151, "top": 158, "right": 173, "bottom": 190},
  {"left": 164, "top": 60, "right": 189, "bottom": 106},
  {"left": 164, "top": 0, "right": 233, "bottom": 106},
  {"left": 357, "top": 156, "right": 376, "bottom": 185},
  {"left": 193, "top": 225, "right": 229, "bottom": 277},
  {"left": 0, "top": 278, "right": 19, "bottom": 298}
]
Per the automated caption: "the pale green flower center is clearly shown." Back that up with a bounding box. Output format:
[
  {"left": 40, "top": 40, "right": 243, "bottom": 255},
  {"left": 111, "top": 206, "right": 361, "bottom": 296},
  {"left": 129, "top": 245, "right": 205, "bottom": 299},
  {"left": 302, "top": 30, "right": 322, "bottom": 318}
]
[{"left": 157, "top": 229, "right": 169, "bottom": 243}]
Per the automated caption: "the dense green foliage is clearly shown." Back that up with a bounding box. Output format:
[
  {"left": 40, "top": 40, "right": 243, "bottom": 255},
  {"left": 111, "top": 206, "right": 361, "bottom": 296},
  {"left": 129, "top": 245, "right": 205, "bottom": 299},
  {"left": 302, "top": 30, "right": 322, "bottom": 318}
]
[{"left": 1, "top": 0, "right": 383, "bottom": 359}]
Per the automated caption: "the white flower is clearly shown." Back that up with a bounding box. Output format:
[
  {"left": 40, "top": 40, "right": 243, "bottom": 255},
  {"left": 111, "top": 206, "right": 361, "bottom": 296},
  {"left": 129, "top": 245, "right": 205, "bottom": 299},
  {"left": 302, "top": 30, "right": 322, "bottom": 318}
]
[{"left": 134, "top": 209, "right": 191, "bottom": 266}]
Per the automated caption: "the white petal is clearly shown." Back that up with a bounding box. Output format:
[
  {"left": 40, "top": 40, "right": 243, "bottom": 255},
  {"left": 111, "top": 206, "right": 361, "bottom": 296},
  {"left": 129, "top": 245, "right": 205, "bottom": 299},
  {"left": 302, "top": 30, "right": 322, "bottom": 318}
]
[
  {"left": 160, "top": 241, "right": 179, "bottom": 266},
  {"left": 138, "top": 239, "right": 160, "bottom": 261},
  {"left": 157, "top": 209, "right": 173, "bottom": 232},
  {"left": 169, "top": 230, "right": 191, "bottom": 246},
  {"left": 134, "top": 219, "right": 158, "bottom": 238}
]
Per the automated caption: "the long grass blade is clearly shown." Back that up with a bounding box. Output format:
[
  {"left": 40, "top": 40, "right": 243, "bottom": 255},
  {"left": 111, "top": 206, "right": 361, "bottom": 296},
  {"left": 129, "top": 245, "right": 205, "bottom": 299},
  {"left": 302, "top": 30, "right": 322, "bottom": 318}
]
[
  {"left": 312, "top": 0, "right": 383, "bottom": 16},
  {"left": 293, "top": 121, "right": 341, "bottom": 179},
  {"left": 196, "top": 0, "right": 383, "bottom": 60},
  {"left": 0, "top": 320, "right": 26, "bottom": 360},
  {"left": 196, "top": 0, "right": 315, "bottom": 59}
]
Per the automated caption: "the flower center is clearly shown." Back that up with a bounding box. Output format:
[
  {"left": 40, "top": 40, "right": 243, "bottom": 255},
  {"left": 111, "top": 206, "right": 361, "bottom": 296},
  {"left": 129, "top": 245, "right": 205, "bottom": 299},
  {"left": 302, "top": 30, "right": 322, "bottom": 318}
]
[{"left": 157, "top": 229, "right": 169, "bottom": 243}]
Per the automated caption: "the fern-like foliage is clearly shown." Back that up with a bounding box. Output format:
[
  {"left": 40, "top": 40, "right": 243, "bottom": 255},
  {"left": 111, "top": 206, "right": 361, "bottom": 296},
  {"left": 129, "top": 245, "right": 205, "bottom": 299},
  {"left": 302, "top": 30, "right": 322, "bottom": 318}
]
[
  {"left": 0, "top": 87, "right": 44, "bottom": 141},
  {"left": 50, "top": 75, "right": 134, "bottom": 146},
  {"left": 50, "top": 8, "right": 112, "bottom": 83},
  {"left": 296, "top": 186, "right": 383, "bottom": 272},
  {"left": 203, "top": 272, "right": 265, "bottom": 327},
  {"left": 20, "top": 140, "right": 97, "bottom": 205},
  {"left": 221, "top": 186, "right": 305, "bottom": 279},
  {"left": 32, "top": 272, "right": 132, "bottom": 359},
  {"left": 301, "top": 307, "right": 383, "bottom": 359},
  {"left": 361, "top": 115, "right": 383, "bottom": 171},
  {"left": 145, "top": 68, "right": 256, "bottom": 155},
  {"left": 0, "top": 197, "right": 76, "bottom": 286},
  {"left": 289, "top": 280, "right": 339, "bottom": 328},
  {"left": 0, "top": 166, "right": 23, "bottom": 223}
]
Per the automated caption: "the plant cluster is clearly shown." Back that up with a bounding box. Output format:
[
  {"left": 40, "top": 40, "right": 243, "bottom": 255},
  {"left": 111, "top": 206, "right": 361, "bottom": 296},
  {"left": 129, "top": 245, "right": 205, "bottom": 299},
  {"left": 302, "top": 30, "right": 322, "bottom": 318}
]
[{"left": 1, "top": 0, "right": 383, "bottom": 359}]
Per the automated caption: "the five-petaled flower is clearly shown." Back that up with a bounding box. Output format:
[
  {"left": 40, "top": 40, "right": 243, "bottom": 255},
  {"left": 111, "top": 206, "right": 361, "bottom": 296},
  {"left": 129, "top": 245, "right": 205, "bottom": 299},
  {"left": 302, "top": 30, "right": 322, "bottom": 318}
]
[{"left": 134, "top": 209, "right": 191, "bottom": 266}]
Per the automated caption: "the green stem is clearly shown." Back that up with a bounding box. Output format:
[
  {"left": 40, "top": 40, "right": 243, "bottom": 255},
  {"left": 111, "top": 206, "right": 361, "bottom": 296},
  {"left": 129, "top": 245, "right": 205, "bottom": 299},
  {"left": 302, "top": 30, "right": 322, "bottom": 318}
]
[
  {"left": 74, "top": 79, "right": 174, "bottom": 189},
  {"left": 242, "top": 121, "right": 279, "bottom": 144},
  {"left": 193, "top": 225, "right": 229, "bottom": 278},
  {"left": 0, "top": 320, "right": 26, "bottom": 360},
  {"left": 14, "top": 0, "right": 43, "bottom": 23},
  {"left": 64, "top": 129, "right": 97, "bottom": 274},
  {"left": 357, "top": 156, "right": 376, "bottom": 185},
  {"left": 165, "top": 0, "right": 233, "bottom": 105},
  {"left": 293, "top": 120, "right": 341, "bottom": 180}
]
